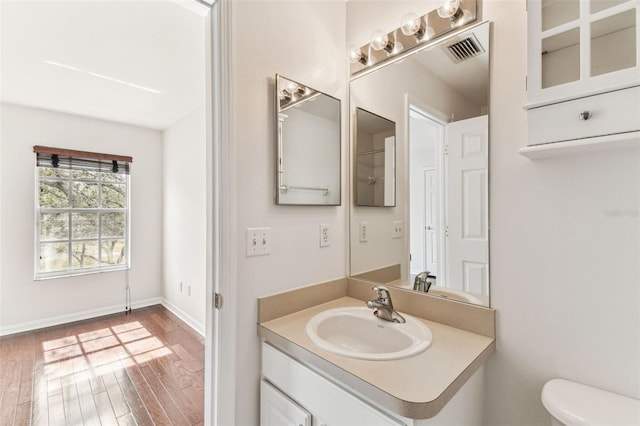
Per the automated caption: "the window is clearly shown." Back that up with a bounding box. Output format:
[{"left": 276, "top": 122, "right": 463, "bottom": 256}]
[{"left": 34, "top": 146, "right": 131, "bottom": 279}]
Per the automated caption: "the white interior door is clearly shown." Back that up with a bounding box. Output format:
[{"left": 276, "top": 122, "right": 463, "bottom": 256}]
[
  {"left": 445, "top": 115, "right": 489, "bottom": 295},
  {"left": 423, "top": 168, "right": 437, "bottom": 275}
]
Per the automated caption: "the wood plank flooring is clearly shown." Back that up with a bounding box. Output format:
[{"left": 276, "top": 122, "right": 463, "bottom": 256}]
[{"left": 0, "top": 305, "right": 205, "bottom": 425}]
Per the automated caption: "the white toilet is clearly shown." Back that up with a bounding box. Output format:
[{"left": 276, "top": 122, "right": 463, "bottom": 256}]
[{"left": 541, "top": 378, "right": 640, "bottom": 425}]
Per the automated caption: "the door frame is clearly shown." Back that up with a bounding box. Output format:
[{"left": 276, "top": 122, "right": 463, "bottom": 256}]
[
  {"left": 204, "top": 0, "right": 236, "bottom": 425},
  {"left": 405, "top": 95, "right": 447, "bottom": 285}
]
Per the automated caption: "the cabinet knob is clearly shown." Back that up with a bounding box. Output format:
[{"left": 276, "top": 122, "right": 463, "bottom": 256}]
[{"left": 578, "top": 111, "right": 592, "bottom": 121}]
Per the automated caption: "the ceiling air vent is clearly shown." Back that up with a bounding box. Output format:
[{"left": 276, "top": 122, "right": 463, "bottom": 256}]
[{"left": 444, "top": 34, "right": 485, "bottom": 63}]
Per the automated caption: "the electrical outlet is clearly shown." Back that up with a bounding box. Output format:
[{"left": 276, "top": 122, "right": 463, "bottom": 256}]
[
  {"left": 187, "top": 285, "right": 192, "bottom": 296},
  {"left": 179, "top": 281, "right": 183, "bottom": 292},
  {"left": 319, "top": 224, "right": 330, "bottom": 247},
  {"left": 359, "top": 222, "right": 368, "bottom": 243},
  {"left": 393, "top": 220, "right": 403, "bottom": 239},
  {"left": 246, "top": 227, "right": 271, "bottom": 256}
]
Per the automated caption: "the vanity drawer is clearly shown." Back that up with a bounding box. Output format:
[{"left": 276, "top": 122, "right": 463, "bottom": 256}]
[
  {"left": 527, "top": 86, "right": 640, "bottom": 145},
  {"left": 262, "top": 343, "right": 405, "bottom": 426}
]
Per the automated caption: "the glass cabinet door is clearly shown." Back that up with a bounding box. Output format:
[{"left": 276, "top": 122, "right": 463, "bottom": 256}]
[{"left": 528, "top": 0, "right": 639, "bottom": 106}]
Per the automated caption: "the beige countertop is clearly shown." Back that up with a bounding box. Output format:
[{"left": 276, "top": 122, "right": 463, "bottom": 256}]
[{"left": 259, "top": 293, "right": 495, "bottom": 419}]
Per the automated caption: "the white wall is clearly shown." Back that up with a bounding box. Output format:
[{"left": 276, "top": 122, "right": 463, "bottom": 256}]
[
  {"left": 0, "top": 104, "right": 163, "bottom": 334},
  {"left": 231, "top": 1, "right": 347, "bottom": 424},
  {"left": 484, "top": 1, "right": 640, "bottom": 423},
  {"left": 347, "top": 0, "right": 640, "bottom": 424},
  {"left": 162, "top": 105, "right": 206, "bottom": 334}
]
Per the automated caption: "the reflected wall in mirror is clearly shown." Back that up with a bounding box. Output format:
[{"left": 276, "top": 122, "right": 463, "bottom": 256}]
[
  {"left": 350, "top": 22, "right": 490, "bottom": 306},
  {"left": 355, "top": 107, "right": 396, "bottom": 207},
  {"left": 276, "top": 74, "right": 341, "bottom": 205}
]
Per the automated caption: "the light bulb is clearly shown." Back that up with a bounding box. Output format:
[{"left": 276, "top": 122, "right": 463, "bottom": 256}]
[
  {"left": 400, "top": 13, "right": 422, "bottom": 36},
  {"left": 370, "top": 29, "right": 392, "bottom": 52},
  {"left": 347, "top": 44, "right": 366, "bottom": 64},
  {"left": 436, "top": 0, "right": 461, "bottom": 19}
]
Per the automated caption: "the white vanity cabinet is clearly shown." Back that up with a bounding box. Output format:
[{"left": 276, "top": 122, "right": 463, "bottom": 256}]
[
  {"left": 261, "top": 343, "right": 406, "bottom": 426},
  {"left": 261, "top": 380, "right": 312, "bottom": 426},
  {"left": 522, "top": 0, "right": 640, "bottom": 157}
]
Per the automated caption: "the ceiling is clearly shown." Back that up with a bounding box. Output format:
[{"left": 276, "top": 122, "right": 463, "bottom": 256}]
[{"left": 1, "top": 0, "right": 207, "bottom": 130}]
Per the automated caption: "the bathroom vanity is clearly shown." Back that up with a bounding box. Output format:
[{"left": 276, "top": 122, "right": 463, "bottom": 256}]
[{"left": 258, "top": 278, "right": 495, "bottom": 425}]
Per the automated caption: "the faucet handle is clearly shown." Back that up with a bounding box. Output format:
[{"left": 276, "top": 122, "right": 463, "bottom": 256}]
[{"left": 372, "top": 285, "right": 390, "bottom": 300}]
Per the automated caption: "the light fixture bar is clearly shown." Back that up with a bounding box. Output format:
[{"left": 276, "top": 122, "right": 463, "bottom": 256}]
[{"left": 348, "top": 0, "right": 477, "bottom": 76}]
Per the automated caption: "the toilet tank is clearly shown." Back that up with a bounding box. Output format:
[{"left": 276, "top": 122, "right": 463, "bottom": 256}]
[{"left": 541, "top": 379, "right": 640, "bottom": 425}]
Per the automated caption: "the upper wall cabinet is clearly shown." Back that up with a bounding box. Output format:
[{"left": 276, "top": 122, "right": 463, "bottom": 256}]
[
  {"left": 527, "top": 0, "right": 639, "bottom": 106},
  {"left": 522, "top": 0, "right": 640, "bottom": 158}
]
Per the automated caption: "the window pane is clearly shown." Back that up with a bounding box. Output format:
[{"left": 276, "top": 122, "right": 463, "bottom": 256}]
[
  {"left": 72, "top": 182, "right": 99, "bottom": 208},
  {"left": 101, "top": 240, "right": 126, "bottom": 266},
  {"left": 542, "top": 28, "right": 580, "bottom": 88},
  {"left": 102, "top": 184, "right": 126, "bottom": 208},
  {"left": 39, "top": 180, "right": 69, "bottom": 208},
  {"left": 591, "top": 0, "right": 630, "bottom": 14},
  {"left": 591, "top": 10, "right": 636, "bottom": 77},
  {"left": 72, "top": 213, "right": 99, "bottom": 239},
  {"left": 40, "top": 213, "right": 69, "bottom": 241},
  {"left": 40, "top": 243, "right": 69, "bottom": 272},
  {"left": 102, "top": 173, "right": 126, "bottom": 183},
  {"left": 101, "top": 212, "right": 125, "bottom": 237},
  {"left": 72, "top": 170, "right": 98, "bottom": 181},
  {"left": 542, "top": 0, "right": 579, "bottom": 31},
  {"left": 71, "top": 241, "right": 99, "bottom": 269},
  {"left": 39, "top": 168, "right": 69, "bottom": 179}
]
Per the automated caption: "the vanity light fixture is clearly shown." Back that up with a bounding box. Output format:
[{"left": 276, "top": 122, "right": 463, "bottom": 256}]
[
  {"left": 370, "top": 29, "right": 395, "bottom": 53},
  {"left": 277, "top": 76, "right": 318, "bottom": 111},
  {"left": 348, "top": 45, "right": 368, "bottom": 65},
  {"left": 348, "top": 0, "right": 477, "bottom": 76},
  {"left": 436, "top": 0, "right": 463, "bottom": 22}
]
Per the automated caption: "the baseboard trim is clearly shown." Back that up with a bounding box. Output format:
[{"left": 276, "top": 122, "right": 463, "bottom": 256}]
[
  {"left": 161, "top": 298, "right": 205, "bottom": 337},
  {"left": 0, "top": 297, "right": 162, "bottom": 337}
]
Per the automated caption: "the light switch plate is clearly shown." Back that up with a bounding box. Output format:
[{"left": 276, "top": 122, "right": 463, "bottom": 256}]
[
  {"left": 320, "top": 224, "right": 330, "bottom": 247},
  {"left": 247, "top": 227, "right": 271, "bottom": 256},
  {"left": 393, "top": 220, "right": 403, "bottom": 239},
  {"left": 359, "top": 222, "right": 368, "bottom": 243}
]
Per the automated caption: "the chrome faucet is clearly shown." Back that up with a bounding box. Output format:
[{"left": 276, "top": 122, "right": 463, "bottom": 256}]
[
  {"left": 413, "top": 271, "right": 432, "bottom": 293},
  {"left": 366, "top": 285, "right": 406, "bottom": 323}
]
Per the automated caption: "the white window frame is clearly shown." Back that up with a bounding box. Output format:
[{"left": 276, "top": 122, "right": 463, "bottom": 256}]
[{"left": 35, "top": 167, "right": 131, "bottom": 280}]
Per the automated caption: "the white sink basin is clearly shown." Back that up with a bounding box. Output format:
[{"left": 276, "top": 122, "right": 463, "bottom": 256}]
[{"left": 305, "top": 306, "right": 432, "bottom": 360}]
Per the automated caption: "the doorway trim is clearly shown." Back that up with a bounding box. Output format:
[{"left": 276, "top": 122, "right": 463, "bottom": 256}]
[
  {"left": 405, "top": 94, "right": 448, "bottom": 286},
  {"left": 204, "top": 0, "right": 236, "bottom": 425}
]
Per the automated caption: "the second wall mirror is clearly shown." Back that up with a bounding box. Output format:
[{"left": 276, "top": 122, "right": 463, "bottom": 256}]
[
  {"left": 354, "top": 107, "right": 396, "bottom": 207},
  {"left": 276, "top": 74, "right": 341, "bottom": 206}
]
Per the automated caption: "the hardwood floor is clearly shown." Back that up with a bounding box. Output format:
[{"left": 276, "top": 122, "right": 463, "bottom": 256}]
[{"left": 0, "top": 305, "right": 205, "bottom": 425}]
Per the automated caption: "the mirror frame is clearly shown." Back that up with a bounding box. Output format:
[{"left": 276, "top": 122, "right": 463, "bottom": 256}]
[{"left": 275, "top": 74, "right": 342, "bottom": 206}]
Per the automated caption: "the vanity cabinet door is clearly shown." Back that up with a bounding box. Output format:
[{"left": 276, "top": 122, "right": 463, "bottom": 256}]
[
  {"left": 262, "top": 343, "right": 406, "bottom": 426},
  {"left": 527, "top": 0, "right": 639, "bottom": 107},
  {"left": 261, "top": 380, "right": 312, "bottom": 426}
]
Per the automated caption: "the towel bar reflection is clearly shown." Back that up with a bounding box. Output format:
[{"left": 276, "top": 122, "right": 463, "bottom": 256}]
[{"left": 279, "top": 184, "right": 329, "bottom": 196}]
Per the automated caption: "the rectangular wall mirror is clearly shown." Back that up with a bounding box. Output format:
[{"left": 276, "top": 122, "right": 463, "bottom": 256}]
[
  {"left": 354, "top": 107, "right": 396, "bottom": 207},
  {"left": 276, "top": 74, "right": 341, "bottom": 206},
  {"left": 350, "top": 22, "right": 491, "bottom": 307}
]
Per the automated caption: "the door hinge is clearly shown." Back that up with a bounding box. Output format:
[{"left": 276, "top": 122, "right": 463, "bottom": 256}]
[
  {"left": 445, "top": 226, "right": 449, "bottom": 237},
  {"left": 214, "top": 293, "right": 223, "bottom": 310},
  {"left": 525, "top": 75, "right": 528, "bottom": 91},
  {"left": 444, "top": 144, "right": 449, "bottom": 156}
]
